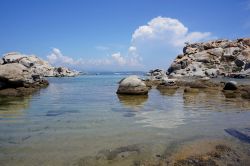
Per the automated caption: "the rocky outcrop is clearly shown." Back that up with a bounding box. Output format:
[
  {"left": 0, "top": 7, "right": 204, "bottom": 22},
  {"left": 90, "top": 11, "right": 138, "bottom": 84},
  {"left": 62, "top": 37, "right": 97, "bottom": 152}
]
[
  {"left": 147, "top": 69, "right": 167, "bottom": 80},
  {"left": 117, "top": 75, "right": 149, "bottom": 95},
  {"left": 168, "top": 38, "right": 250, "bottom": 78},
  {"left": 1, "top": 52, "right": 79, "bottom": 77},
  {"left": 0, "top": 52, "right": 79, "bottom": 96},
  {"left": 156, "top": 78, "right": 179, "bottom": 89},
  {"left": 0, "top": 63, "right": 49, "bottom": 97}
]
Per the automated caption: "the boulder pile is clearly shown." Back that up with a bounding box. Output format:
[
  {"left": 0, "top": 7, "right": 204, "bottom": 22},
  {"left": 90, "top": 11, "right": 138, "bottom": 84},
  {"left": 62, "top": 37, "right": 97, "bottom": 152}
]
[
  {"left": 0, "top": 52, "right": 79, "bottom": 96},
  {"left": 168, "top": 38, "right": 250, "bottom": 78},
  {"left": 2, "top": 52, "right": 79, "bottom": 77}
]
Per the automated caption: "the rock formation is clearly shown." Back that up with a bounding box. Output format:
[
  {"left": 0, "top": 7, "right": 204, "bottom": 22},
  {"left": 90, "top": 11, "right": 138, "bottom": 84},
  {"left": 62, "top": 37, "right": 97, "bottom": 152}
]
[
  {"left": 117, "top": 75, "right": 149, "bottom": 95},
  {"left": 0, "top": 63, "right": 49, "bottom": 97},
  {"left": 0, "top": 52, "right": 79, "bottom": 96},
  {"left": 147, "top": 69, "right": 167, "bottom": 80},
  {"left": 168, "top": 38, "right": 250, "bottom": 78},
  {"left": 1, "top": 52, "right": 79, "bottom": 77}
]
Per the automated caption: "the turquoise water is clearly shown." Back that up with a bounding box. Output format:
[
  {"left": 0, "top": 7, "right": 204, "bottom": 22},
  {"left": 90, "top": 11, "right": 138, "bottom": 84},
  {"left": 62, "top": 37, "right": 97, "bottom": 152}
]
[{"left": 0, "top": 75, "right": 250, "bottom": 165}]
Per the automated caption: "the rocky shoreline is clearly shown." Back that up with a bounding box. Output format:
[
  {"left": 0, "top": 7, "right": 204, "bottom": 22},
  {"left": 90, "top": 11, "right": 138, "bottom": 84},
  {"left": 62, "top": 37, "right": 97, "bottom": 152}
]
[
  {"left": 0, "top": 52, "right": 79, "bottom": 97},
  {"left": 76, "top": 138, "right": 250, "bottom": 166},
  {"left": 117, "top": 38, "right": 250, "bottom": 100}
]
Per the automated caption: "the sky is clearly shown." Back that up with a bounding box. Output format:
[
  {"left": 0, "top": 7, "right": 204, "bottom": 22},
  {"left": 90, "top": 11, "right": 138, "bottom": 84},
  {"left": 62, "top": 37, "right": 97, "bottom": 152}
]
[{"left": 0, "top": 0, "right": 250, "bottom": 71}]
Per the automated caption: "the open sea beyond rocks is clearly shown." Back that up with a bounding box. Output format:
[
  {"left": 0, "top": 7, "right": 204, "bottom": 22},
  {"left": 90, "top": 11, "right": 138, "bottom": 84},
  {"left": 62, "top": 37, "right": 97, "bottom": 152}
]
[{"left": 0, "top": 73, "right": 250, "bottom": 166}]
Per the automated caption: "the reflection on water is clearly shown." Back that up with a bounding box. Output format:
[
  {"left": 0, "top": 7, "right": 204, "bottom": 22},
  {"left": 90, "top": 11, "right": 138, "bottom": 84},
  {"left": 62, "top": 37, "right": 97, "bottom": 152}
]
[
  {"left": 183, "top": 88, "right": 250, "bottom": 111},
  {"left": 117, "top": 94, "right": 148, "bottom": 109},
  {"left": 0, "top": 76, "right": 250, "bottom": 166},
  {"left": 157, "top": 88, "right": 178, "bottom": 96},
  {"left": 135, "top": 109, "right": 186, "bottom": 129},
  {"left": 0, "top": 96, "right": 31, "bottom": 119}
]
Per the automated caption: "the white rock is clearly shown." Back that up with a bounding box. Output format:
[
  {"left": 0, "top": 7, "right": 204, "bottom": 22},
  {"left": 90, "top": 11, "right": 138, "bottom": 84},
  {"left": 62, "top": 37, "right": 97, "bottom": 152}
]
[
  {"left": 0, "top": 63, "right": 33, "bottom": 83},
  {"left": 117, "top": 75, "right": 149, "bottom": 95},
  {"left": 3, "top": 52, "right": 24, "bottom": 63},
  {"left": 119, "top": 75, "right": 146, "bottom": 87}
]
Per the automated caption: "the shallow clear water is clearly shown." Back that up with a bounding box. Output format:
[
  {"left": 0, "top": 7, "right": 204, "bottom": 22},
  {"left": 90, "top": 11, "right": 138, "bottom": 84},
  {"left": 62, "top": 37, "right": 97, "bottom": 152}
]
[{"left": 0, "top": 75, "right": 250, "bottom": 166}]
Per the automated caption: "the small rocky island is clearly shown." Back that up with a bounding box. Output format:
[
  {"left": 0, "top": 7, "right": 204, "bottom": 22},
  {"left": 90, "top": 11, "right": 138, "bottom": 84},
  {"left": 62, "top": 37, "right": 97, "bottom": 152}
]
[
  {"left": 117, "top": 38, "right": 250, "bottom": 99},
  {"left": 0, "top": 52, "right": 79, "bottom": 97}
]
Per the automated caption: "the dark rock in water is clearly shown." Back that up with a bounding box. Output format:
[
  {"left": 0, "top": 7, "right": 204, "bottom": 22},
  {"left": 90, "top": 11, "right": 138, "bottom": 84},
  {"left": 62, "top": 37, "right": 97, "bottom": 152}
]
[
  {"left": 245, "top": 62, "right": 250, "bottom": 71},
  {"left": 225, "top": 128, "right": 250, "bottom": 143},
  {"left": 184, "top": 87, "right": 199, "bottom": 93},
  {"left": 223, "top": 91, "right": 237, "bottom": 98},
  {"left": 234, "top": 59, "right": 245, "bottom": 67},
  {"left": 99, "top": 144, "right": 141, "bottom": 160},
  {"left": 223, "top": 81, "right": 237, "bottom": 90}
]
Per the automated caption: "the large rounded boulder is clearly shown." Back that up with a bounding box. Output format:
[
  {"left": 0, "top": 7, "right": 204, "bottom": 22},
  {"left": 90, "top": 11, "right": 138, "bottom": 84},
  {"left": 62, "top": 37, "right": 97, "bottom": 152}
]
[{"left": 117, "top": 75, "right": 149, "bottom": 95}]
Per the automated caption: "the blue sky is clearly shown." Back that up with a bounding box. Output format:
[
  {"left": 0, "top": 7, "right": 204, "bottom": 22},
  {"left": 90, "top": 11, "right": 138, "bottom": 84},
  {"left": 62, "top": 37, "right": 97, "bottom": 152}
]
[{"left": 0, "top": 0, "right": 249, "bottom": 71}]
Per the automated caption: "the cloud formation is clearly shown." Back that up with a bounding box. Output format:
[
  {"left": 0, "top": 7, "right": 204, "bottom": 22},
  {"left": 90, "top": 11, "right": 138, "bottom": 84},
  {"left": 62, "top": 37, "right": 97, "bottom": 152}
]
[
  {"left": 47, "top": 48, "right": 77, "bottom": 65},
  {"left": 131, "top": 16, "right": 212, "bottom": 48},
  {"left": 127, "top": 16, "right": 213, "bottom": 69},
  {"left": 47, "top": 17, "right": 213, "bottom": 70},
  {"left": 111, "top": 52, "right": 126, "bottom": 65},
  {"left": 47, "top": 48, "right": 141, "bottom": 69}
]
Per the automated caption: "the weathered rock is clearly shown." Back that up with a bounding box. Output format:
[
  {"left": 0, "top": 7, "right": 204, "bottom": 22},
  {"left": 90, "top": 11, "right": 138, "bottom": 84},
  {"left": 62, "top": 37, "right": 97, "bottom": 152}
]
[
  {"left": 207, "top": 47, "right": 224, "bottom": 57},
  {"left": 242, "top": 38, "right": 250, "bottom": 46},
  {"left": 241, "top": 49, "right": 250, "bottom": 59},
  {"left": 1, "top": 52, "right": 79, "bottom": 77},
  {"left": 117, "top": 75, "right": 149, "bottom": 95},
  {"left": 245, "top": 63, "right": 250, "bottom": 71},
  {"left": 193, "top": 51, "right": 211, "bottom": 63},
  {"left": 2, "top": 52, "right": 24, "bottom": 63},
  {"left": 168, "top": 63, "right": 181, "bottom": 73},
  {"left": 205, "top": 69, "right": 219, "bottom": 77},
  {"left": 234, "top": 59, "right": 245, "bottom": 67},
  {"left": 157, "top": 78, "right": 179, "bottom": 89},
  {"left": 223, "top": 81, "right": 238, "bottom": 90},
  {"left": 184, "top": 87, "right": 199, "bottom": 93},
  {"left": 0, "top": 63, "right": 33, "bottom": 85},
  {"left": 168, "top": 38, "right": 250, "bottom": 78},
  {"left": 148, "top": 69, "right": 167, "bottom": 80}
]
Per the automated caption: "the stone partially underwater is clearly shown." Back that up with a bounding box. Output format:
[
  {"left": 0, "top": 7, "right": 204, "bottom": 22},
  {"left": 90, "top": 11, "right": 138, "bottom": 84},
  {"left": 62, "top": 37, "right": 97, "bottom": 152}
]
[
  {"left": 75, "top": 139, "right": 250, "bottom": 166},
  {"left": 0, "top": 52, "right": 79, "bottom": 97},
  {"left": 117, "top": 75, "right": 149, "bottom": 95}
]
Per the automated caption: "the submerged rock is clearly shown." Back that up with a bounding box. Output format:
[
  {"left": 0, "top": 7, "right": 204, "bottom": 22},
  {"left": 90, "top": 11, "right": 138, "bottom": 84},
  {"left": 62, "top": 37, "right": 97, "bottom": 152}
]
[
  {"left": 223, "top": 81, "right": 238, "bottom": 90},
  {"left": 117, "top": 75, "right": 149, "bottom": 95}
]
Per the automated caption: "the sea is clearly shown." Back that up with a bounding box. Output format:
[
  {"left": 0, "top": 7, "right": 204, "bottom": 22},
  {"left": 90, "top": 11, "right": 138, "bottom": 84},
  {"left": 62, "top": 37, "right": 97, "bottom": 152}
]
[{"left": 0, "top": 72, "right": 250, "bottom": 165}]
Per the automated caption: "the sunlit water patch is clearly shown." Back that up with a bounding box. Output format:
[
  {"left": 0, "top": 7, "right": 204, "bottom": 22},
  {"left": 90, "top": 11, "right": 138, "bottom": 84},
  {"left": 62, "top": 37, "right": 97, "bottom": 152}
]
[{"left": 0, "top": 75, "right": 250, "bottom": 166}]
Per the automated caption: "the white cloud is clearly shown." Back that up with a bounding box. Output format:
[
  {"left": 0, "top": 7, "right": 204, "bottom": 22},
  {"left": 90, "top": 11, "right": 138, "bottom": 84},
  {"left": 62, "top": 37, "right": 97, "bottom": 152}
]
[
  {"left": 127, "top": 16, "right": 214, "bottom": 69},
  {"left": 47, "top": 48, "right": 141, "bottom": 69},
  {"left": 129, "top": 46, "right": 137, "bottom": 52},
  {"left": 111, "top": 52, "right": 126, "bottom": 65},
  {"left": 111, "top": 52, "right": 142, "bottom": 67},
  {"left": 132, "top": 16, "right": 212, "bottom": 48},
  {"left": 47, "top": 48, "right": 76, "bottom": 65},
  {"left": 47, "top": 48, "right": 112, "bottom": 67}
]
